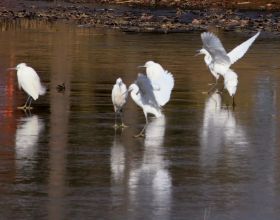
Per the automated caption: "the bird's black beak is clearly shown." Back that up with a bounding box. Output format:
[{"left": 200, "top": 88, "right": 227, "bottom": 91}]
[
  {"left": 194, "top": 50, "right": 202, "bottom": 57},
  {"left": 122, "top": 90, "right": 129, "bottom": 96}
]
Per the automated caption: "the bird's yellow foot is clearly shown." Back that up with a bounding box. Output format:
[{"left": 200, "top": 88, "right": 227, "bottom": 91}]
[
  {"left": 17, "top": 106, "right": 27, "bottom": 110},
  {"left": 113, "top": 124, "right": 119, "bottom": 128},
  {"left": 134, "top": 133, "right": 145, "bottom": 138},
  {"left": 120, "top": 123, "right": 128, "bottom": 128},
  {"left": 18, "top": 106, "right": 33, "bottom": 110}
]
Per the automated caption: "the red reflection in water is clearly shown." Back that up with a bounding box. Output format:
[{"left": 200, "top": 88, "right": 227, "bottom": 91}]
[
  {"left": 4, "top": 72, "right": 15, "bottom": 117},
  {"left": 0, "top": 70, "right": 17, "bottom": 147},
  {"left": 0, "top": 65, "right": 17, "bottom": 190}
]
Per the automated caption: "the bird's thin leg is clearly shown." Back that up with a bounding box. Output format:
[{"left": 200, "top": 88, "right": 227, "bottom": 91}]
[
  {"left": 18, "top": 96, "right": 30, "bottom": 109},
  {"left": 134, "top": 112, "right": 148, "bottom": 138},
  {"left": 120, "top": 111, "right": 128, "bottom": 128},
  {"left": 208, "top": 78, "right": 218, "bottom": 86},
  {"left": 26, "top": 97, "right": 33, "bottom": 110},
  {"left": 217, "top": 85, "right": 225, "bottom": 94},
  {"left": 134, "top": 124, "right": 147, "bottom": 138},
  {"left": 207, "top": 80, "right": 218, "bottom": 94}
]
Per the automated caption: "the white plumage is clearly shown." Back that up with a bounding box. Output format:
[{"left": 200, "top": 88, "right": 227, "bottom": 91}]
[
  {"left": 198, "top": 31, "right": 260, "bottom": 105},
  {"left": 142, "top": 61, "right": 174, "bottom": 106},
  {"left": 227, "top": 31, "right": 261, "bottom": 65},
  {"left": 198, "top": 31, "right": 260, "bottom": 78},
  {"left": 112, "top": 77, "right": 128, "bottom": 127},
  {"left": 128, "top": 73, "right": 163, "bottom": 137},
  {"left": 15, "top": 63, "right": 46, "bottom": 109},
  {"left": 224, "top": 69, "right": 238, "bottom": 97}
]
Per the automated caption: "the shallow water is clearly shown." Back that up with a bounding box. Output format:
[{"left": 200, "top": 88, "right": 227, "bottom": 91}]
[{"left": 0, "top": 20, "right": 280, "bottom": 220}]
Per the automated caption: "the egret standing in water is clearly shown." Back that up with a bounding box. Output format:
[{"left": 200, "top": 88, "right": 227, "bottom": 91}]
[
  {"left": 128, "top": 61, "right": 174, "bottom": 137},
  {"left": 9, "top": 63, "right": 46, "bottom": 110},
  {"left": 197, "top": 31, "right": 260, "bottom": 92},
  {"left": 112, "top": 78, "right": 128, "bottom": 128},
  {"left": 128, "top": 74, "right": 162, "bottom": 137},
  {"left": 139, "top": 61, "right": 174, "bottom": 107}
]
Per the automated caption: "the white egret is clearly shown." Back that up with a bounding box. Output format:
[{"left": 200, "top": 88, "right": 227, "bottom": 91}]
[
  {"left": 127, "top": 73, "right": 162, "bottom": 137},
  {"left": 139, "top": 61, "right": 174, "bottom": 106},
  {"left": 112, "top": 77, "right": 128, "bottom": 128},
  {"left": 197, "top": 31, "right": 260, "bottom": 91},
  {"left": 8, "top": 63, "right": 46, "bottom": 109}
]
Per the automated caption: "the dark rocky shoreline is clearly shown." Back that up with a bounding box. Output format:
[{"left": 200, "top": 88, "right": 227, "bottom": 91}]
[{"left": 0, "top": 0, "right": 279, "bottom": 36}]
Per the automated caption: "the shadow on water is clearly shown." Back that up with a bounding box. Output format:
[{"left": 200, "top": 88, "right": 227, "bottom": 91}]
[{"left": 0, "top": 19, "right": 280, "bottom": 219}]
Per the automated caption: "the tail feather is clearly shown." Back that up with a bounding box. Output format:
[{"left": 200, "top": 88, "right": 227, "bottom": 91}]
[{"left": 224, "top": 69, "right": 238, "bottom": 97}]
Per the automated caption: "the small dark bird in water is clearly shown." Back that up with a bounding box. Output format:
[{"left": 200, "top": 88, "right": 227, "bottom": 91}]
[{"left": 56, "top": 83, "right": 65, "bottom": 93}]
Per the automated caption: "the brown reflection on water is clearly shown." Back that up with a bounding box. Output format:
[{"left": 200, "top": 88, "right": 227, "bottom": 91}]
[
  {"left": 0, "top": 54, "right": 17, "bottom": 201},
  {"left": 47, "top": 24, "right": 72, "bottom": 220}
]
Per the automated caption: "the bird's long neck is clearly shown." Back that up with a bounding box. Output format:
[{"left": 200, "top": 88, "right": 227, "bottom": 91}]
[
  {"left": 130, "top": 91, "right": 142, "bottom": 108},
  {"left": 204, "top": 52, "right": 212, "bottom": 66},
  {"left": 118, "top": 84, "right": 122, "bottom": 92}
]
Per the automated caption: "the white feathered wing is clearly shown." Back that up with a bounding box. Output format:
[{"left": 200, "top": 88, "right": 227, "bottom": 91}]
[
  {"left": 227, "top": 31, "right": 261, "bottom": 65},
  {"left": 146, "top": 64, "right": 174, "bottom": 106},
  {"left": 17, "top": 66, "right": 46, "bottom": 100}
]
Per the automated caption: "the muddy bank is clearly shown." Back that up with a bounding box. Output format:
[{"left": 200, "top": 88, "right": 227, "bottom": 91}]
[
  {"left": 0, "top": 0, "right": 280, "bottom": 35},
  {"left": 67, "top": 0, "right": 280, "bottom": 11}
]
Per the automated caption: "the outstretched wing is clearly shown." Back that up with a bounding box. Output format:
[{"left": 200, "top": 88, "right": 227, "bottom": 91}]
[
  {"left": 146, "top": 63, "right": 174, "bottom": 106},
  {"left": 153, "top": 69, "right": 174, "bottom": 106},
  {"left": 227, "top": 31, "right": 260, "bottom": 65},
  {"left": 201, "top": 32, "right": 230, "bottom": 65},
  {"left": 136, "top": 73, "right": 160, "bottom": 110}
]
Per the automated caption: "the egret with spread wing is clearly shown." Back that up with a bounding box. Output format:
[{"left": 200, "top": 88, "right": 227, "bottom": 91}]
[
  {"left": 8, "top": 63, "right": 46, "bottom": 110},
  {"left": 128, "top": 73, "right": 162, "bottom": 137},
  {"left": 112, "top": 78, "right": 128, "bottom": 128},
  {"left": 139, "top": 61, "right": 174, "bottom": 106},
  {"left": 197, "top": 31, "right": 260, "bottom": 91}
]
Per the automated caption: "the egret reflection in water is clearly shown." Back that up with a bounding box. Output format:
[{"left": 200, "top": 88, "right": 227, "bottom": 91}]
[
  {"left": 110, "top": 132, "right": 125, "bottom": 184},
  {"left": 128, "top": 115, "right": 172, "bottom": 219},
  {"left": 200, "top": 91, "right": 248, "bottom": 168},
  {"left": 15, "top": 114, "right": 45, "bottom": 170}
]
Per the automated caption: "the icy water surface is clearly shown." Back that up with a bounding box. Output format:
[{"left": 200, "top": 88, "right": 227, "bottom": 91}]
[{"left": 0, "top": 20, "right": 280, "bottom": 220}]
